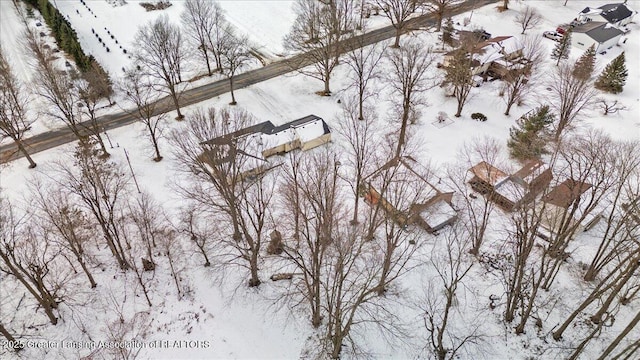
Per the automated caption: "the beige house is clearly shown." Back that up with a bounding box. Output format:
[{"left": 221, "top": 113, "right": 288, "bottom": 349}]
[{"left": 539, "top": 179, "right": 601, "bottom": 235}]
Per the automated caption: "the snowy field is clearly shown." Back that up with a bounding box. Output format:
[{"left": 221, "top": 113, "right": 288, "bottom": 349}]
[
  {"left": 51, "top": 0, "right": 297, "bottom": 75},
  {"left": 1, "top": 1, "right": 640, "bottom": 359}
]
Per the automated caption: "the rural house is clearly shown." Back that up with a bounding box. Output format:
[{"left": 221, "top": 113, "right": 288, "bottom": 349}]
[
  {"left": 199, "top": 115, "right": 331, "bottom": 180},
  {"left": 492, "top": 159, "right": 553, "bottom": 212},
  {"left": 577, "top": 3, "right": 636, "bottom": 27},
  {"left": 443, "top": 36, "right": 524, "bottom": 76},
  {"left": 362, "top": 156, "right": 457, "bottom": 233},
  {"left": 571, "top": 21, "right": 624, "bottom": 53},
  {"left": 539, "top": 179, "right": 602, "bottom": 235}
]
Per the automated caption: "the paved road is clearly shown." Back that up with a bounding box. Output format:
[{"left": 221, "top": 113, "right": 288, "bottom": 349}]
[{"left": 0, "top": 0, "right": 498, "bottom": 164}]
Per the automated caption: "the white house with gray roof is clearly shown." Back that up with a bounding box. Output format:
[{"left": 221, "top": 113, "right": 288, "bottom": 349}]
[
  {"left": 578, "top": 3, "right": 636, "bottom": 27},
  {"left": 572, "top": 21, "right": 624, "bottom": 53}
]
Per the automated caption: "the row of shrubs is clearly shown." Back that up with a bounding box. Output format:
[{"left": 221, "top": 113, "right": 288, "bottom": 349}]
[{"left": 22, "top": 0, "right": 95, "bottom": 72}]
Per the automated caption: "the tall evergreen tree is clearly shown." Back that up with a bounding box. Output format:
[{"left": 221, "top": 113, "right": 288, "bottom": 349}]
[
  {"left": 442, "top": 17, "right": 455, "bottom": 47},
  {"left": 573, "top": 44, "right": 596, "bottom": 80},
  {"left": 595, "top": 52, "right": 628, "bottom": 94},
  {"left": 507, "top": 105, "right": 554, "bottom": 161},
  {"left": 552, "top": 30, "right": 571, "bottom": 66}
]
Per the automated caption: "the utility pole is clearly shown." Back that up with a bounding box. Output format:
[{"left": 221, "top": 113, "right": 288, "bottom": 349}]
[{"left": 123, "top": 148, "right": 141, "bottom": 193}]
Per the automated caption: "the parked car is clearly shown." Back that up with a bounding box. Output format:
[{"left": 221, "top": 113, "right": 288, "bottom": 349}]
[{"left": 543, "top": 31, "right": 563, "bottom": 42}]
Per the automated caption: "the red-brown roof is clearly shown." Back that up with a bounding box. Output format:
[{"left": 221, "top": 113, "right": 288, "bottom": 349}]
[{"left": 542, "top": 179, "right": 592, "bottom": 208}]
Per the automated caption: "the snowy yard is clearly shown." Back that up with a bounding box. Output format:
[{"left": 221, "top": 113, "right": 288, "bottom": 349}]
[{"left": 1, "top": 0, "right": 640, "bottom": 359}]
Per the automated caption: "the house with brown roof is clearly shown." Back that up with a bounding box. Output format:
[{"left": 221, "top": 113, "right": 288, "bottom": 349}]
[
  {"left": 469, "top": 159, "right": 553, "bottom": 212},
  {"left": 492, "top": 160, "right": 553, "bottom": 211},
  {"left": 362, "top": 156, "right": 457, "bottom": 233},
  {"left": 468, "top": 161, "right": 508, "bottom": 195},
  {"left": 539, "top": 179, "right": 601, "bottom": 234}
]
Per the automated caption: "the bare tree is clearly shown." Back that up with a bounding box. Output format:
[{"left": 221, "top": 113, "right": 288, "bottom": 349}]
[
  {"left": 443, "top": 41, "right": 474, "bottom": 117},
  {"left": 584, "top": 140, "right": 640, "bottom": 281},
  {"left": 181, "top": 0, "right": 217, "bottom": 76},
  {"left": 426, "top": 0, "right": 462, "bottom": 32},
  {"left": 0, "top": 322, "right": 20, "bottom": 352},
  {"left": 120, "top": 70, "right": 166, "bottom": 161},
  {"left": 597, "top": 310, "right": 640, "bottom": 360},
  {"left": 501, "top": 36, "right": 545, "bottom": 116},
  {"left": 337, "top": 100, "right": 381, "bottom": 225},
  {"left": 540, "top": 131, "right": 618, "bottom": 290},
  {"left": 445, "top": 137, "right": 503, "bottom": 255},
  {"left": 423, "top": 225, "right": 478, "bottom": 360},
  {"left": 31, "top": 182, "right": 97, "bottom": 288},
  {"left": 387, "top": 41, "right": 433, "bottom": 157},
  {"left": 278, "top": 149, "right": 342, "bottom": 328},
  {"left": 374, "top": 0, "right": 418, "bottom": 47},
  {"left": 26, "top": 30, "right": 84, "bottom": 140},
  {"left": 208, "top": 4, "right": 233, "bottom": 73},
  {"left": 552, "top": 248, "right": 640, "bottom": 340},
  {"left": 344, "top": 39, "right": 385, "bottom": 120},
  {"left": 75, "top": 71, "right": 111, "bottom": 157},
  {"left": 0, "top": 46, "right": 36, "bottom": 168},
  {"left": 550, "top": 63, "right": 597, "bottom": 141},
  {"left": 0, "top": 198, "right": 62, "bottom": 325},
  {"left": 134, "top": 15, "right": 186, "bottom": 120},
  {"left": 170, "top": 108, "right": 273, "bottom": 287},
  {"left": 221, "top": 34, "right": 252, "bottom": 105},
  {"left": 598, "top": 99, "right": 628, "bottom": 116},
  {"left": 179, "top": 204, "right": 213, "bottom": 267},
  {"left": 51, "top": 140, "right": 132, "bottom": 270},
  {"left": 285, "top": 0, "right": 356, "bottom": 95},
  {"left": 514, "top": 6, "right": 542, "bottom": 34}
]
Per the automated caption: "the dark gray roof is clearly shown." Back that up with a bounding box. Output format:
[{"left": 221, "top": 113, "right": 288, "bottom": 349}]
[
  {"left": 200, "top": 121, "right": 275, "bottom": 146},
  {"left": 572, "top": 21, "right": 623, "bottom": 43},
  {"left": 200, "top": 115, "right": 329, "bottom": 146},
  {"left": 269, "top": 114, "right": 328, "bottom": 134},
  {"left": 598, "top": 3, "right": 633, "bottom": 23}
]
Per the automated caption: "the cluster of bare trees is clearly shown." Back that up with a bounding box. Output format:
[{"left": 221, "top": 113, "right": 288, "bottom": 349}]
[
  {"left": 0, "top": 46, "right": 36, "bottom": 168},
  {"left": 0, "top": 140, "right": 187, "bottom": 350},
  {"left": 26, "top": 28, "right": 113, "bottom": 158}
]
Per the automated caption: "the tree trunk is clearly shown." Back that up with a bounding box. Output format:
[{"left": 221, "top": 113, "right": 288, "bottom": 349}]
[
  {"left": 77, "top": 254, "right": 97, "bottom": 288},
  {"left": 202, "top": 43, "right": 212, "bottom": 76},
  {"left": 229, "top": 77, "right": 237, "bottom": 105},
  {"left": 394, "top": 28, "right": 401, "bottom": 48},
  {"left": 151, "top": 131, "right": 162, "bottom": 162},
  {"left": 323, "top": 74, "right": 331, "bottom": 96},
  {"left": 0, "top": 323, "right": 21, "bottom": 352},
  {"left": 248, "top": 247, "right": 260, "bottom": 287},
  {"left": 15, "top": 140, "right": 36, "bottom": 168},
  {"left": 596, "top": 310, "right": 640, "bottom": 360},
  {"left": 169, "top": 84, "right": 183, "bottom": 120}
]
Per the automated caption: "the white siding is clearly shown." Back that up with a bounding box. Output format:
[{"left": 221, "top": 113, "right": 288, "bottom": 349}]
[
  {"left": 572, "top": 32, "right": 598, "bottom": 52},
  {"left": 599, "top": 34, "right": 622, "bottom": 51}
]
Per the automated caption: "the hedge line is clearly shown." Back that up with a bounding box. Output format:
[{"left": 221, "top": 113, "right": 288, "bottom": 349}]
[{"left": 23, "top": 0, "right": 95, "bottom": 72}]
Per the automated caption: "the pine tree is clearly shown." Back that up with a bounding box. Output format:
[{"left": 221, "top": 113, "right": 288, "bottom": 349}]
[
  {"left": 552, "top": 30, "right": 571, "bottom": 66},
  {"left": 508, "top": 105, "right": 554, "bottom": 161},
  {"left": 595, "top": 52, "right": 628, "bottom": 94},
  {"left": 442, "top": 17, "right": 455, "bottom": 47},
  {"left": 573, "top": 44, "right": 596, "bottom": 80}
]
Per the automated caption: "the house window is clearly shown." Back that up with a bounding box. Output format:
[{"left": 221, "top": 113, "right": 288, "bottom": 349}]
[{"left": 578, "top": 42, "right": 585, "bottom": 46}]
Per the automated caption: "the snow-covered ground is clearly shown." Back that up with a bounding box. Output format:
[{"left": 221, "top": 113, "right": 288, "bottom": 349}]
[{"left": 1, "top": 1, "right": 640, "bottom": 359}]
